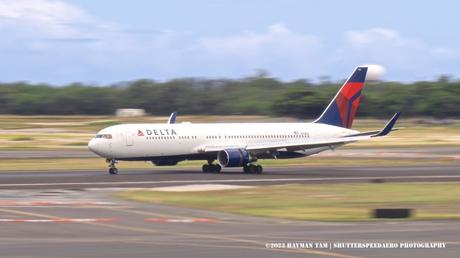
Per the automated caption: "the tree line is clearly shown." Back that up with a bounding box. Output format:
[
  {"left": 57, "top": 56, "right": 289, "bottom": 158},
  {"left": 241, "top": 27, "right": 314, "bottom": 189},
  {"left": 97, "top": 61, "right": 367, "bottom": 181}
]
[{"left": 0, "top": 77, "right": 459, "bottom": 118}]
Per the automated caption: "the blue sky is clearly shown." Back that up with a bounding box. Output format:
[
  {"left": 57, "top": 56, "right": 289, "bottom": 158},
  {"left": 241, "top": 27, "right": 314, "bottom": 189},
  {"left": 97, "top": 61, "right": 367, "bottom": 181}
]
[{"left": 0, "top": 0, "right": 459, "bottom": 84}]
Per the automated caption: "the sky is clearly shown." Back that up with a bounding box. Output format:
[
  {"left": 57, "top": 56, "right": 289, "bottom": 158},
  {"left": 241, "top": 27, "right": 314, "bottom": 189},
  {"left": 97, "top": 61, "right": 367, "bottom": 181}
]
[{"left": 0, "top": 0, "right": 459, "bottom": 84}]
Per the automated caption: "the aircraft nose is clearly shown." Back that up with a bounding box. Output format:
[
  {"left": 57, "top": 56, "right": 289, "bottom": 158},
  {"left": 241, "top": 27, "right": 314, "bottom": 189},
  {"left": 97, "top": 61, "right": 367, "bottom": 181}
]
[
  {"left": 88, "top": 139, "right": 98, "bottom": 153},
  {"left": 88, "top": 138, "right": 106, "bottom": 156},
  {"left": 88, "top": 138, "right": 111, "bottom": 157}
]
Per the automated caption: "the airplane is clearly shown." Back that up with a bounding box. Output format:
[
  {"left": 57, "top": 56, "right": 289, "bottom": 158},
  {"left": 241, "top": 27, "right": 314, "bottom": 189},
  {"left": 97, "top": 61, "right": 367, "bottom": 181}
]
[{"left": 88, "top": 66, "right": 400, "bottom": 175}]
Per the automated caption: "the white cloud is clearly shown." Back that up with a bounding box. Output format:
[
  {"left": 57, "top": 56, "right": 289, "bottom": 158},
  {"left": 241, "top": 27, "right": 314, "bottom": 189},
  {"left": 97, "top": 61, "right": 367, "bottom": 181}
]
[
  {"left": 346, "top": 28, "right": 399, "bottom": 45},
  {"left": 0, "top": 1, "right": 458, "bottom": 84},
  {"left": 197, "top": 23, "right": 323, "bottom": 78},
  {"left": 200, "top": 23, "right": 320, "bottom": 57},
  {"left": 0, "top": 0, "right": 97, "bottom": 39},
  {"left": 338, "top": 27, "right": 460, "bottom": 80},
  {"left": 0, "top": 0, "right": 180, "bottom": 81}
]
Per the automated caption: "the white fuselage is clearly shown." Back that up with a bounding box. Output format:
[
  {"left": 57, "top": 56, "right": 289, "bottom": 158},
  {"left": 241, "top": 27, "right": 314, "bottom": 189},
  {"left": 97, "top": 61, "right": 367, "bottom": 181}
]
[{"left": 88, "top": 122, "right": 357, "bottom": 160}]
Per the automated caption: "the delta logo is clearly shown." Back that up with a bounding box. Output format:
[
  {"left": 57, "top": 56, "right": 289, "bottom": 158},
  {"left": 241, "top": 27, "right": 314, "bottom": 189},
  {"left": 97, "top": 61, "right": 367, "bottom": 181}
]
[{"left": 137, "top": 128, "right": 177, "bottom": 136}]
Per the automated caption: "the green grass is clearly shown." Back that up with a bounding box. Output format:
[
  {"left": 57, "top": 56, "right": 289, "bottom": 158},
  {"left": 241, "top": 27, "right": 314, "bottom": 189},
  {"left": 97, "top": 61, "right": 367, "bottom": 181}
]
[
  {"left": 117, "top": 183, "right": 460, "bottom": 221},
  {"left": 10, "top": 136, "right": 34, "bottom": 141},
  {"left": 64, "top": 142, "right": 89, "bottom": 146}
]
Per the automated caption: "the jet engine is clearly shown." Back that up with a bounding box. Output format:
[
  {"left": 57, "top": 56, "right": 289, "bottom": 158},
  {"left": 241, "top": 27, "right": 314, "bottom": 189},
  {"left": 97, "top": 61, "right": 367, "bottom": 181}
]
[{"left": 217, "top": 149, "right": 255, "bottom": 167}]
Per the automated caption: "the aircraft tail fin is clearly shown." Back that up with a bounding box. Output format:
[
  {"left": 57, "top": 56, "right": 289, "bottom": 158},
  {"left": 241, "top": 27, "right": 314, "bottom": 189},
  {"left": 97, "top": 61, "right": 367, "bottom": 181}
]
[
  {"left": 167, "top": 112, "right": 177, "bottom": 124},
  {"left": 314, "top": 67, "right": 368, "bottom": 128}
]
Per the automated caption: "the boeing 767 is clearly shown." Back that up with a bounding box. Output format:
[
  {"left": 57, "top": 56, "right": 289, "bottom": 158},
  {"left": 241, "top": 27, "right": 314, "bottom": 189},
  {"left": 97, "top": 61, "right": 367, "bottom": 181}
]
[{"left": 88, "top": 66, "right": 400, "bottom": 174}]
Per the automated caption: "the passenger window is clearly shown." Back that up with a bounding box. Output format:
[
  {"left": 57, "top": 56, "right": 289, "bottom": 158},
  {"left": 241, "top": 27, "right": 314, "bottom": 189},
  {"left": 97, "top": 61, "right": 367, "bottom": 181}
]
[{"left": 95, "top": 134, "right": 112, "bottom": 139}]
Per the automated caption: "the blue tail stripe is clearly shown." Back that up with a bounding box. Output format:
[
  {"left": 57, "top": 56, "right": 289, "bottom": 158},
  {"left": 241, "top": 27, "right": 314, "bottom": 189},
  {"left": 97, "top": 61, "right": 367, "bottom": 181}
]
[
  {"left": 348, "top": 67, "right": 367, "bottom": 82},
  {"left": 317, "top": 101, "right": 342, "bottom": 127}
]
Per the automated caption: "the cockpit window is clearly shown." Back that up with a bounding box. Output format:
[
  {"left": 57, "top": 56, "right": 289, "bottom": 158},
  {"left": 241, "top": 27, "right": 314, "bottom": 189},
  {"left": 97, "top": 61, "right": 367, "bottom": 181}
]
[{"left": 95, "top": 134, "right": 112, "bottom": 139}]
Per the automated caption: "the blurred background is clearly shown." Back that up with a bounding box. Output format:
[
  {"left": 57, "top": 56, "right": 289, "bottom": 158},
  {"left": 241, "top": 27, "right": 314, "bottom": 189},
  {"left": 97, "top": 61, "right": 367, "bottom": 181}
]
[
  {"left": 0, "top": 0, "right": 459, "bottom": 167},
  {"left": 0, "top": 0, "right": 459, "bottom": 118}
]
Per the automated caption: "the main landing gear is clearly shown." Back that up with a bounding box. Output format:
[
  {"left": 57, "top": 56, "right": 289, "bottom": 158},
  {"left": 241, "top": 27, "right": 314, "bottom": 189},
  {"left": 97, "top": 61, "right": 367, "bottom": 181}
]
[
  {"left": 202, "top": 161, "right": 222, "bottom": 173},
  {"left": 243, "top": 164, "right": 263, "bottom": 174},
  {"left": 107, "top": 159, "right": 118, "bottom": 175},
  {"left": 201, "top": 161, "right": 263, "bottom": 174}
]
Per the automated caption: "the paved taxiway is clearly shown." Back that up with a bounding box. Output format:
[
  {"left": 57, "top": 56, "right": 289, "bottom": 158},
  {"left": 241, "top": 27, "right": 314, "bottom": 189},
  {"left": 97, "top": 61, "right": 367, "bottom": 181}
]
[
  {"left": 0, "top": 165, "right": 459, "bottom": 189},
  {"left": 0, "top": 188, "right": 458, "bottom": 258},
  {"left": 1, "top": 150, "right": 459, "bottom": 257}
]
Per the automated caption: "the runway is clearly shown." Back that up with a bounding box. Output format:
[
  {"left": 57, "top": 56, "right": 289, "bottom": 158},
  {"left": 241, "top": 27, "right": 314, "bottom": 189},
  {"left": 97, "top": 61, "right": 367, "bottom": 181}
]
[
  {"left": 0, "top": 188, "right": 458, "bottom": 258},
  {"left": 0, "top": 164, "right": 459, "bottom": 189},
  {"left": 1, "top": 162, "right": 459, "bottom": 257}
]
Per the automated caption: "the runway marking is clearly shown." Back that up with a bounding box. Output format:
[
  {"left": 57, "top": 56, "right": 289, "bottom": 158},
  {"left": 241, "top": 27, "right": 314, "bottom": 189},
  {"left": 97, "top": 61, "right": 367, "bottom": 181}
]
[
  {"left": 0, "top": 175, "right": 460, "bottom": 188},
  {"left": 0, "top": 207, "right": 358, "bottom": 258},
  {"left": 0, "top": 200, "right": 116, "bottom": 206},
  {"left": 99, "top": 205, "right": 195, "bottom": 220},
  {"left": 145, "top": 218, "right": 215, "bottom": 223},
  {"left": 0, "top": 218, "right": 114, "bottom": 223}
]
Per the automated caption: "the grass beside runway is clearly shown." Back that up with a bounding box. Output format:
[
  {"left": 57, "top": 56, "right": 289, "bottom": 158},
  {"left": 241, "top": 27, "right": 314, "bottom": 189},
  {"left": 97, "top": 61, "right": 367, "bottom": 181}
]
[
  {"left": 0, "top": 115, "right": 459, "bottom": 150},
  {"left": 0, "top": 115, "right": 459, "bottom": 171},
  {"left": 117, "top": 183, "right": 460, "bottom": 221}
]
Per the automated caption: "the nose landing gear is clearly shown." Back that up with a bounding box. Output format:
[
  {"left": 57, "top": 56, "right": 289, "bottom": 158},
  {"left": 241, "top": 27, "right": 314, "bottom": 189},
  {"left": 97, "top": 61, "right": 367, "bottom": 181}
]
[{"left": 106, "top": 159, "right": 118, "bottom": 175}]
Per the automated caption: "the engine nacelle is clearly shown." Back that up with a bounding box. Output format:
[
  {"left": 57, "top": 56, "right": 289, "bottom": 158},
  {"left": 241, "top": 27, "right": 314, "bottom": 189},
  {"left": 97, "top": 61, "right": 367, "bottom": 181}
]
[{"left": 217, "top": 149, "right": 254, "bottom": 167}]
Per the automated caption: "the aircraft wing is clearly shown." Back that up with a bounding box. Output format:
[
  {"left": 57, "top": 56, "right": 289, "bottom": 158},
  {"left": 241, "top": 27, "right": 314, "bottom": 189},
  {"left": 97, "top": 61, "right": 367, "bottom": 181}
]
[{"left": 200, "top": 112, "right": 400, "bottom": 153}]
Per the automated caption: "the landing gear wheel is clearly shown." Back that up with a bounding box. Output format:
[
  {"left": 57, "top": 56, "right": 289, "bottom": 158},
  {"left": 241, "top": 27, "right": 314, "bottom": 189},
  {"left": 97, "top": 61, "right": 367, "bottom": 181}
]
[
  {"left": 202, "top": 164, "right": 222, "bottom": 173},
  {"left": 255, "top": 165, "right": 263, "bottom": 174},
  {"left": 107, "top": 159, "right": 118, "bottom": 175},
  {"left": 243, "top": 164, "right": 263, "bottom": 174},
  {"left": 212, "top": 164, "right": 222, "bottom": 173},
  {"left": 109, "top": 167, "right": 118, "bottom": 175}
]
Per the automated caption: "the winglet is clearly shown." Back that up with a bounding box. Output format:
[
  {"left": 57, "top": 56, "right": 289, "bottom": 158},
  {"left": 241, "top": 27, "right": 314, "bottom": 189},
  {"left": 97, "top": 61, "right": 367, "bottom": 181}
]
[
  {"left": 167, "top": 112, "right": 177, "bottom": 124},
  {"left": 373, "top": 112, "right": 401, "bottom": 137}
]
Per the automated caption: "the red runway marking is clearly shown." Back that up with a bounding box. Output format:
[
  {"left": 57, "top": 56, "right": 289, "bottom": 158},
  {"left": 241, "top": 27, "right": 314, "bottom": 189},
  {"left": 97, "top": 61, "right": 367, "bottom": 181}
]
[
  {"left": 144, "top": 218, "right": 215, "bottom": 223},
  {"left": 0, "top": 218, "right": 115, "bottom": 223}
]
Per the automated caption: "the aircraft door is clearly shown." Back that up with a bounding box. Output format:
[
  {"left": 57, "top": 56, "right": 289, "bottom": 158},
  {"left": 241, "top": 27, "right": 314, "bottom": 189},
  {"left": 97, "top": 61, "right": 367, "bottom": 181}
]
[{"left": 126, "top": 132, "right": 134, "bottom": 146}]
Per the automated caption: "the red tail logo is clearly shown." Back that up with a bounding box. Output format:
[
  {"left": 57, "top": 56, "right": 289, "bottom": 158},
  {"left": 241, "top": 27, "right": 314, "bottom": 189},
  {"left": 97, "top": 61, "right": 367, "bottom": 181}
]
[
  {"left": 335, "top": 82, "right": 363, "bottom": 128},
  {"left": 315, "top": 67, "right": 368, "bottom": 128}
]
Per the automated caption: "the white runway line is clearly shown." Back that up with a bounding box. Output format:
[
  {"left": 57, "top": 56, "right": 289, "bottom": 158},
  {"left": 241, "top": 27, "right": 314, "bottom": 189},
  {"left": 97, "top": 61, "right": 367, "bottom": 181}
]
[
  {"left": 0, "top": 201, "right": 116, "bottom": 206},
  {"left": 145, "top": 218, "right": 215, "bottom": 223},
  {"left": 0, "top": 175, "right": 460, "bottom": 187},
  {"left": 150, "top": 184, "right": 254, "bottom": 192},
  {"left": 0, "top": 218, "right": 115, "bottom": 223}
]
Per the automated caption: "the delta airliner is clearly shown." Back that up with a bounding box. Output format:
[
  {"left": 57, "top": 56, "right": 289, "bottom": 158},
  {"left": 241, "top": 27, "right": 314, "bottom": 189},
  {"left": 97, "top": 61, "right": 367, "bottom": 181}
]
[{"left": 88, "top": 67, "right": 400, "bottom": 174}]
